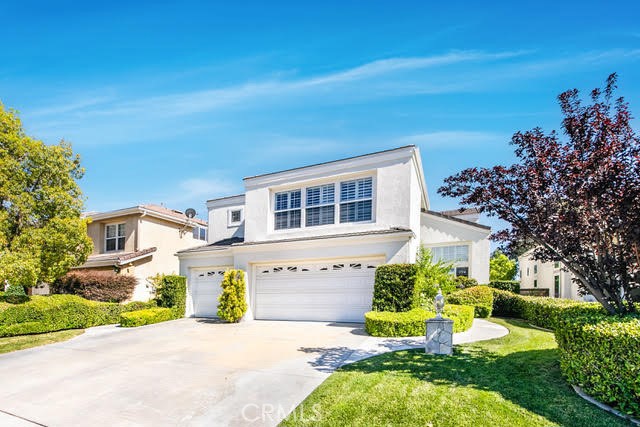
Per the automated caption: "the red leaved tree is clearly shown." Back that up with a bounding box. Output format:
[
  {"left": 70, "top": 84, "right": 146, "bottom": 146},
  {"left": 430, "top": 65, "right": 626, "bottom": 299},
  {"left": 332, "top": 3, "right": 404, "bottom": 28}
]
[{"left": 438, "top": 74, "right": 639, "bottom": 314}]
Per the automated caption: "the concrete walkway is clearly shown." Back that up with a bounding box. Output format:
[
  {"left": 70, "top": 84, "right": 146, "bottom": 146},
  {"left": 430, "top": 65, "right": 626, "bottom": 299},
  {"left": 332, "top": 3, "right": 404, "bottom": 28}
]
[
  {"left": 0, "top": 318, "right": 508, "bottom": 427},
  {"left": 342, "top": 318, "right": 509, "bottom": 365}
]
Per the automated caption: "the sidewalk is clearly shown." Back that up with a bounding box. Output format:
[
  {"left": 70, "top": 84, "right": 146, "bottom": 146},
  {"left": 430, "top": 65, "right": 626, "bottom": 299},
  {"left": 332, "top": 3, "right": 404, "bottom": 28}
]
[{"left": 342, "top": 318, "right": 509, "bottom": 365}]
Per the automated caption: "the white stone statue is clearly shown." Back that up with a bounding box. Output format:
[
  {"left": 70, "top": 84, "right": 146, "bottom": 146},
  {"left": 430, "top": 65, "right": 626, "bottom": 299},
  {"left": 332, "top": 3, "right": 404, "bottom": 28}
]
[{"left": 434, "top": 289, "right": 445, "bottom": 318}]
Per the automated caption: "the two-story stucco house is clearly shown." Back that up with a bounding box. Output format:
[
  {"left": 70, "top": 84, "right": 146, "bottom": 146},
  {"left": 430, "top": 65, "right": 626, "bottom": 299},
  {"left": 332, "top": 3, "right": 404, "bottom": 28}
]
[
  {"left": 178, "top": 146, "right": 491, "bottom": 322},
  {"left": 518, "top": 250, "right": 595, "bottom": 301},
  {"left": 67, "top": 204, "right": 208, "bottom": 300}
]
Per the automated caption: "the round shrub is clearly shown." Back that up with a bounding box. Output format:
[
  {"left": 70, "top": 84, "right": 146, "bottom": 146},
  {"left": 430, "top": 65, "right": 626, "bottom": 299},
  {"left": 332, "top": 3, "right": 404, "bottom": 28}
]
[
  {"left": 446, "top": 285, "right": 494, "bottom": 318},
  {"left": 556, "top": 313, "right": 640, "bottom": 417},
  {"left": 364, "top": 304, "right": 474, "bottom": 337},
  {"left": 217, "top": 269, "right": 247, "bottom": 322},
  {"left": 52, "top": 270, "right": 137, "bottom": 302},
  {"left": 4, "top": 283, "right": 29, "bottom": 304},
  {"left": 453, "top": 276, "right": 478, "bottom": 290}
]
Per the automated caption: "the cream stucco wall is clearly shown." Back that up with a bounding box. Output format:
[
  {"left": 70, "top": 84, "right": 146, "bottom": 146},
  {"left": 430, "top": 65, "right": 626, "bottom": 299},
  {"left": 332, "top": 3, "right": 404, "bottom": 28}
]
[
  {"left": 86, "top": 214, "right": 138, "bottom": 255},
  {"left": 519, "top": 254, "right": 587, "bottom": 301},
  {"left": 420, "top": 213, "right": 490, "bottom": 284}
]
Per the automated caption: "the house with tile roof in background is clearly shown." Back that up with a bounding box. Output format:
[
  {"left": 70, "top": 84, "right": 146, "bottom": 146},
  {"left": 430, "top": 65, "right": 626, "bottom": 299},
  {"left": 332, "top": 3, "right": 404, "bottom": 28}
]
[{"left": 32, "top": 204, "right": 208, "bottom": 300}]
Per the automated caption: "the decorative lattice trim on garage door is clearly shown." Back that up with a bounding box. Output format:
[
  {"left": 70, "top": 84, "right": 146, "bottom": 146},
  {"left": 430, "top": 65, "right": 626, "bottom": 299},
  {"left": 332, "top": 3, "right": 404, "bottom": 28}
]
[
  {"left": 196, "top": 269, "right": 227, "bottom": 278},
  {"left": 257, "top": 260, "right": 380, "bottom": 276}
]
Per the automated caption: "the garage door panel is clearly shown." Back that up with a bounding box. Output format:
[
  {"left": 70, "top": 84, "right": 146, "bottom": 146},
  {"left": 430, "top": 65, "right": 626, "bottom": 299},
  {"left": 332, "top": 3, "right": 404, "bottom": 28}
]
[
  {"left": 254, "top": 259, "right": 382, "bottom": 322},
  {"left": 191, "top": 267, "right": 228, "bottom": 318}
]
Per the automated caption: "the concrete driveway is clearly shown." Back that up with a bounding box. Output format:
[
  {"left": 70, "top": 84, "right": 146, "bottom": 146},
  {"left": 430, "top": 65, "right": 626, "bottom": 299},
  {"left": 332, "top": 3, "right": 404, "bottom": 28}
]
[{"left": 0, "top": 319, "right": 372, "bottom": 427}]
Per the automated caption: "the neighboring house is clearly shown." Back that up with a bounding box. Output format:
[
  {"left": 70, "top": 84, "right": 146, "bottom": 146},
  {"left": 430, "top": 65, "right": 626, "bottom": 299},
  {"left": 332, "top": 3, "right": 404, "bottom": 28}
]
[
  {"left": 178, "top": 145, "right": 491, "bottom": 322},
  {"left": 56, "top": 204, "right": 208, "bottom": 301},
  {"left": 518, "top": 249, "right": 594, "bottom": 301}
]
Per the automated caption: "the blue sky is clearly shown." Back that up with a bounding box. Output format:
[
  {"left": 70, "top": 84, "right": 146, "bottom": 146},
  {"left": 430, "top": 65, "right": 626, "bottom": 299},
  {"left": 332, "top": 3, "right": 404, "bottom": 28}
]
[{"left": 1, "top": 1, "right": 639, "bottom": 233}]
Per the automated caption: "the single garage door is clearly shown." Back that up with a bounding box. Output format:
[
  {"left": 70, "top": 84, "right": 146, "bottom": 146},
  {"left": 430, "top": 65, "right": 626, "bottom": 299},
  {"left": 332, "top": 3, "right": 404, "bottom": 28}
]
[
  {"left": 190, "top": 267, "right": 230, "bottom": 317},
  {"left": 254, "top": 259, "right": 382, "bottom": 322}
]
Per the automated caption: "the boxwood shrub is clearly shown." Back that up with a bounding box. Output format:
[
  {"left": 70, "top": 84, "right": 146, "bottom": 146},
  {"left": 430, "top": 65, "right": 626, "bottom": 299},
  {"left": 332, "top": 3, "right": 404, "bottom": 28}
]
[
  {"left": 446, "top": 285, "right": 494, "bottom": 318},
  {"left": 120, "top": 307, "right": 174, "bottom": 327},
  {"left": 0, "top": 294, "right": 156, "bottom": 337},
  {"left": 556, "top": 313, "right": 640, "bottom": 417},
  {"left": 371, "top": 264, "right": 418, "bottom": 312},
  {"left": 52, "top": 270, "right": 137, "bottom": 302},
  {"left": 364, "top": 304, "right": 474, "bottom": 337},
  {"left": 488, "top": 280, "right": 520, "bottom": 293},
  {"left": 155, "top": 275, "right": 187, "bottom": 319}
]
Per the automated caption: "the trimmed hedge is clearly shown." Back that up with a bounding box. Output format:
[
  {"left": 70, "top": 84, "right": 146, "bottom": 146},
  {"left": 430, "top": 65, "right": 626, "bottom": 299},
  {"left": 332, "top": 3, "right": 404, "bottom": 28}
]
[
  {"left": 371, "top": 264, "right": 418, "bottom": 312},
  {"left": 155, "top": 275, "right": 187, "bottom": 319},
  {"left": 556, "top": 313, "right": 640, "bottom": 417},
  {"left": 490, "top": 289, "right": 604, "bottom": 330},
  {"left": 446, "top": 285, "right": 494, "bottom": 318},
  {"left": 0, "top": 294, "right": 156, "bottom": 337},
  {"left": 365, "top": 304, "right": 474, "bottom": 337},
  {"left": 453, "top": 276, "right": 478, "bottom": 290},
  {"left": 52, "top": 270, "right": 137, "bottom": 302},
  {"left": 120, "top": 307, "right": 174, "bottom": 327},
  {"left": 488, "top": 280, "right": 520, "bottom": 293},
  {"left": 489, "top": 288, "right": 639, "bottom": 416}
]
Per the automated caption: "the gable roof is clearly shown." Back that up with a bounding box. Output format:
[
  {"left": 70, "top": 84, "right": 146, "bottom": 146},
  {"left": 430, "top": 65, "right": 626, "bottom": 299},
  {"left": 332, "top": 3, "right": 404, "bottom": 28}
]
[{"left": 85, "top": 204, "right": 207, "bottom": 226}]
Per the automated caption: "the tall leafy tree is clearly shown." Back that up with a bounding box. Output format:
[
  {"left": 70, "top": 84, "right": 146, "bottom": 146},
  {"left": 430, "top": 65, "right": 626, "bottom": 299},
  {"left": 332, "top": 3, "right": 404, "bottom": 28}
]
[
  {"left": 439, "top": 74, "right": 639, "bottom": 314},
  {"left": 0, "top": 103, "right": 93, "bottom": 287},
  {"left": 489, "top": 250, "right": 517, "bottom": 281}
]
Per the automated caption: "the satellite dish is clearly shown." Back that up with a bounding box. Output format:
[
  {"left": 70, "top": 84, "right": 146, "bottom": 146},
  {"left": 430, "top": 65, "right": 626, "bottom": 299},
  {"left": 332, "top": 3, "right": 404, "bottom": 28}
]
[{"left": 185, "top": 208, "right": 196, "bottom": 219}]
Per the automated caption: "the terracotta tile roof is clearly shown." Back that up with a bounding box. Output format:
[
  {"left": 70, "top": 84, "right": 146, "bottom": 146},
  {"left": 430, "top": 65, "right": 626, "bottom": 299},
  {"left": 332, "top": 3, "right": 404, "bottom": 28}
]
[
  {"left": 75, "top": 247, "right": 158, "bottom": 268},
  {"left": 140, "top": 204, "right": 207, "bottom": 226}
]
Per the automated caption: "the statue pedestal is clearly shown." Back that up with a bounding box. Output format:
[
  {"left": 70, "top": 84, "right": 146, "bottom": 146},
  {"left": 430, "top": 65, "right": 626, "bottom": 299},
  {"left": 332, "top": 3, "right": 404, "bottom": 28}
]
[{"left": 425, "top": 318, "right": 453, "bottom": 355}]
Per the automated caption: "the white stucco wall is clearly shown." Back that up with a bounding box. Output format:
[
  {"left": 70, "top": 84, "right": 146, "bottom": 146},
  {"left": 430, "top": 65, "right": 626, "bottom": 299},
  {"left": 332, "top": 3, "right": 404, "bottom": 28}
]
[
  {"left": 242, "top": 149, "right": 422, "bottom": 243},
  {"left": 519, "top": 253, "right": 586, "bottom": 300},
  {"left": 206, "top": 195, "right": 245, "bottom": 243},
  {"left": 420, "top": 213, "right": 490, "bottom": 284},
  {"left": 178, "top": 235, "right": 412, "bottom": 319}
]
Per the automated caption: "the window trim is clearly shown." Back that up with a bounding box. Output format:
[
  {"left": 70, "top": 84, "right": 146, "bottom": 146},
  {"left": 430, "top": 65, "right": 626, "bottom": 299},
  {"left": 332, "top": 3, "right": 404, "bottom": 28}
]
[
  {"left": 274, "top": 189, "right": 302, "bottom": 230},
  {"left": 228, "top": 208, "right": 243, "bottom": 227},
  {"left": 271, "top": 175, "right": 376, "bottom": 232},
  {"left": 192, "top": 225, "right": 208, "bottom": 241},
  {"left": 339, "top": 177, "right": 373, "bottom": 224},
  {"left": 105, "top": 222, "right": 126, "bottom": 252}
]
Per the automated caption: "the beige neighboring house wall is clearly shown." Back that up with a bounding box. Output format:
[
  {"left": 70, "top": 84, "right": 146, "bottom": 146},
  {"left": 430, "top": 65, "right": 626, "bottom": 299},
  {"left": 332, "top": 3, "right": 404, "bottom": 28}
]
[
  {"left": 69, "top": 204, "right": 208, "bottom": 301},
  {"left": 519, "top": 250, "right": 594, "bottom": 301}
]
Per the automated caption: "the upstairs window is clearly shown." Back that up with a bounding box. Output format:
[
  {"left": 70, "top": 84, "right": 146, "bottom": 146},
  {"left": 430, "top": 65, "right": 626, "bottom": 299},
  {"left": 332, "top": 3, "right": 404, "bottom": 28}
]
[
  {"left": 306, "top": 184, "right": 335, "bottom": 226},
  {"left": 192, "top": 225, "right": 207, "bottom": 241},
  {"left": 105, "top": 223, "right": 125, "bottom": 251},
  {"left": 340, "top": 177, "right": 373, "bottom": 223},
  {"left": 430, "top": 245, "right": 469, "bottom": 263},
  {"left": 274, "top": 189, "right": 301, "bottom": 230},
  {"left": 231, "top": 210, "right": 242, "bottom": 223}
]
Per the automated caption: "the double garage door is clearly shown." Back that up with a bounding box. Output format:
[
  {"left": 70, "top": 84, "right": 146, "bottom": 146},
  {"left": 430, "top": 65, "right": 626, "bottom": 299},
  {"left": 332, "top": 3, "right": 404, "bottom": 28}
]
[
  {"left": 190, "top": 258, "right": 381, "bottom": 322},
  {"left": 254, "top": 258, "right": 382, "bottom": 322}
]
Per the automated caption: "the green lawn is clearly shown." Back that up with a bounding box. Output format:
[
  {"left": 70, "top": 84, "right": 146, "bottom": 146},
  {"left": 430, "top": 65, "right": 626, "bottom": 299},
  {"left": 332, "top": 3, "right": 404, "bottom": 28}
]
[
  {"left": 0, "top": 329, "right": 84, "bottom": 354},
  {"left": 281, "top": 318, "right": 628, "bottom": 427}
]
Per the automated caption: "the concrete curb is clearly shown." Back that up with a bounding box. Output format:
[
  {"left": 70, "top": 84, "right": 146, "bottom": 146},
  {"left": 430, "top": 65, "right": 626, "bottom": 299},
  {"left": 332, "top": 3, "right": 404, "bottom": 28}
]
[{"left": 572, "top": 385, "right": 640, "bottom": 426}]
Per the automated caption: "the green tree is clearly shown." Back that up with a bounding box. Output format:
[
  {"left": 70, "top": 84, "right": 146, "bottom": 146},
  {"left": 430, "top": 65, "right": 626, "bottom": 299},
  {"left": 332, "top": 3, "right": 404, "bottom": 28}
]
[
  {"left": 217, "top": 269, "right": 247, "bottom": 322},
  {"left": 489, "top": 250, "right": 517, "bottom": 281},
  {"left": 414, "top": 245, "right": 456, "bottom": 308},
  {"left": 0, "top": 103, "right": 92, "bottom": 288}
]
